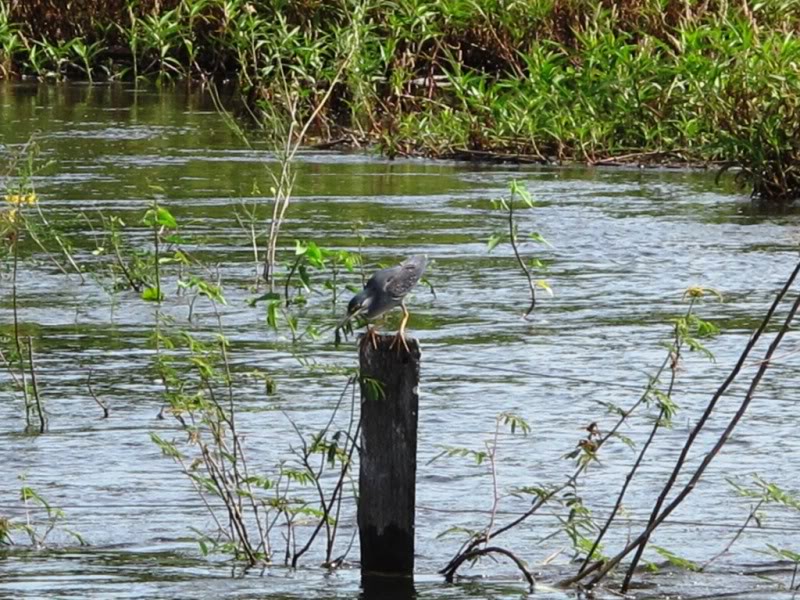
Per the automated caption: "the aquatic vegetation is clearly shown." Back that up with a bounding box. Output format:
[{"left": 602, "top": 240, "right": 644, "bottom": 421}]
[
  {"left": 0, "top": 477, "right": 85, "bottom": 547},
  {"left": 150, "top": 322, "right": 361, "bottom": 566},
  {"left": 432, "top": 412, "right": 535, "bottom": 587},
  {"left": 0, "top": 131, "right": 366, "bottom": 564},
  {"left": 1, "top": 141, "right": 47, "bottom": 434},
  {"left": 487, "top": 181, "right": 551, "bottom": 319},
  {"left": 1, "top": 1, "right": 799, "bottom": 203},
  {"left": 441, "top": 290, "right": 719, "bottom": 586},
  {"left": 5, "top": 105, "right": 800, "bottom": 597},
  {"left": 728, "top": 476, "right": 800, "bottom": 591}
]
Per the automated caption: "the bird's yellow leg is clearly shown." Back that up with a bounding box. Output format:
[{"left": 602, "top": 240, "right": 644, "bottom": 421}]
[
  {"left": 389, "top": 302, "right": 411, "bottom": 353},
  {"left": 361, "top": 324, "right": 379, "bottom": 350}
]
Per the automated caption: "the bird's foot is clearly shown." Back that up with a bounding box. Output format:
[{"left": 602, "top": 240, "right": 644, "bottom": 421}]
[
  {"left": 388, "top": 329, "right": 410, "bottom": 354},
  {"left": 360, "top": 326, "right": 380, "bottom": 351}
]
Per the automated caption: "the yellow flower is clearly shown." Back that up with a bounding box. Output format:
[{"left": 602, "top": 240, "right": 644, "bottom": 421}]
[{"left": 4, "top": 193, "right": 37, "bottom": 206}]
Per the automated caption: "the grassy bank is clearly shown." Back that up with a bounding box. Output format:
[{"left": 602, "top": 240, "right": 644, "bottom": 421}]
[{"left": 2, "top": 0, "right": 800, "bottom": 205}]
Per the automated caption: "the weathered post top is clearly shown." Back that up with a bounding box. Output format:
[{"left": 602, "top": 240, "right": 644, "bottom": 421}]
[{"left": 358, "top": 334, "right": 420, "bottom": 577}]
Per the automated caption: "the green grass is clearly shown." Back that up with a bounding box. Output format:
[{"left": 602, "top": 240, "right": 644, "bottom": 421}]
[{"left": 2, "top": 0, "right": 800, "bottom": 205}]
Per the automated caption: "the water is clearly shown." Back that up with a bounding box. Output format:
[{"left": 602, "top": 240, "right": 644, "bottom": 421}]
[{"left": 2, "top": 82, "right": 800, "bottom": 599}]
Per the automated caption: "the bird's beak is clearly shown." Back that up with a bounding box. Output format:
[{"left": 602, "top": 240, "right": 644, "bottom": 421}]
[{"left": 337, "top": 306, "right": 364, "bottom": 330}]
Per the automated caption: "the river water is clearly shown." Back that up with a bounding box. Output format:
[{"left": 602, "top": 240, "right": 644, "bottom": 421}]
[{"left": 2, "top": 83, "right": 800, "bottom": 599}]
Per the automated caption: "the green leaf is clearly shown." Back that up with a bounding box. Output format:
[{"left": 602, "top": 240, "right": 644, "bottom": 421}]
[
  {"left": 164, "top": 234, "right": 189, "bottom": 245},
  {"left": 143, "top": 206, "right": 177, "bottom": 229},
  {"left": 266, "top": 300, "right": 279, "bottom": 330},
  {"left": 536, "top": 280, "right": 554, "bottom": 296},
  {"left": 156, "top": 208, "right": 177, "bottom": 228},
  {"left": 305, "top": 242, "right": 324, "bottom": 266},
  {"left": 529, "top": 232, "right": 553, "bottom": 247},
  {"left": 653, "top": 546, "right": 700, "bottom": 572},
  {"left": 141, "top": 286, "right": 163, "bottom": 301},
  {"left": 510, "top": 180, "right": 534, "bottom": 207},
  {"left": 499, "top": 412, "right": 531, "bottom": 435},
  {"left": 361, "top": 376, "right": 385, "bottom": 401},
  {"left": 248, "top": 292, "right": 280, "bottom": 307},
  {"left": 765, "top": 544, "right": 800, "bottom": 563},
  {"left": 487, "top": 232, "right": 504, "bottom": 252}
]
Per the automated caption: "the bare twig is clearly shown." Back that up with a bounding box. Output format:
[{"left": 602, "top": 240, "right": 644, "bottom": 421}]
[
  {"left": 701, "top": 499, "right": 764, "bottom": 571},
  {"left": 485, "top": 418, "right": 502, "bottom": 545},
  {"left": 583, "top": 263, "right": 800, "bottom": 590},
  {"left": 443, "top": 545, "right": 535, "bottom": 589},
  {"left": 507, "top": 192, "right": 536, "bottom": 319},
  {"left": 87, "top": 370, "right": 110, "bottom": 418},
  {"left": 112, "top": 237, "right": 142, "bottom": 292},
  {"left": 26, "top": 337, "right": 46, "bottom": 433},
  {"left": 284, "top": 254, "right": 303, "bottom": 308},
  {"left": 10, "top": 225, "right": 31, "bottom": 423},
  {"left": 569, "top": 302, "right": 694, "bottom": 584}
]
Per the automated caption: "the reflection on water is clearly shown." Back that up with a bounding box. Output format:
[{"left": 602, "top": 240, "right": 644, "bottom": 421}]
[{"left": 2, "top": 82, "right": 800, "bottom": 599}]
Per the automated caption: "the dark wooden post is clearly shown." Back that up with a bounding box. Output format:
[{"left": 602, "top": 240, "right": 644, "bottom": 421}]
[{"left": 358, "top": 334, "right": 420, "bottom": 576}]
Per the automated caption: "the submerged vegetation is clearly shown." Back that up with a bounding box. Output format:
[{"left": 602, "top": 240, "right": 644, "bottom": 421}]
[{"left": 1, "top": 0, "right": 800, "bottom": 204}]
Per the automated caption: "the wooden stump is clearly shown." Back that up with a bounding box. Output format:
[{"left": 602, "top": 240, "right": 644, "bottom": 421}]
[{"left": 358, "top": 334, "right": 420, "bottom": 576}]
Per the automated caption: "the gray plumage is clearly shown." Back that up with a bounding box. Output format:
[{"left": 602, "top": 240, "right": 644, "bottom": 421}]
[{"left": 346, "top": 255, "right": 428, "bottom": 321}]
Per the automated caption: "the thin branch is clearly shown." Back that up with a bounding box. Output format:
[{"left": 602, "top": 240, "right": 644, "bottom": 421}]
[
  {"left": 485, "top": 418, "right": 502, "bottom": 545},
  {"left": 32, "top": 203, "right": 85, "bottom": 283},
  {"left": 507, "top": 193, "right": 536, "bottom": 319},
  {"left": 585, "top": 267, "right": 800, "bottom": 590},
  {"left": 569, "top": 303, "right": 693, "bottom": 585},
  {"left": 26, "top": 337, "right": 46, "bottom": 433},
  {"left": 87, "top": 370, "right": 110, "bottom": 418},
  {"left": 701, "top": 499, "right": 764, "bottom": 571},
  {"left": 284, "top": 254, "right": 303, "bottom": 308},
  {"left": 443, "top": 545, "right": 535, "bottom": 589}
]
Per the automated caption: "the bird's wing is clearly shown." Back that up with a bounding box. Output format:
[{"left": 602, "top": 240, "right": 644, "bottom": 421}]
[{"left": 383, "top": 255, "right": 427, "bottom": 300}]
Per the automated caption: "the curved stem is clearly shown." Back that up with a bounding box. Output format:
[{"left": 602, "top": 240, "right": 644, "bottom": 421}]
[
  {"left": 443, "top": 546, "right": 535, "bottom": 589},
  {"left": 585, "top": 264, "right": 800, "bottom": 589},
  {"left": 507, "top": 193, "right": 536, "bottom": 318}
]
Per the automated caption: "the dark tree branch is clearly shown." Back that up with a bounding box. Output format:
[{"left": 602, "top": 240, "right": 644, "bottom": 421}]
[
  {"left": 507, "top": 193, "right": 536, "bottom": 319},
  {"left": 87, "top": 370, "right": 110, "bottom": 418},
  {"left": 443, "top": 545, "right": 535, "bottom": 590},
  {"left": 567, "top": 306, "right": 690, "bottom": 586},
  {"left": 27, "top": 337, "right": 46, "bottom": 433},
  {"left": 585, "top": 266, "right": 800, "bottom": 591}
]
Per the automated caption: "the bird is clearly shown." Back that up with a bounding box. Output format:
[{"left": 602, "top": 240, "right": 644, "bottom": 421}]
[{"left": 338, "top": 255, "right": 428, "bottom": 352}]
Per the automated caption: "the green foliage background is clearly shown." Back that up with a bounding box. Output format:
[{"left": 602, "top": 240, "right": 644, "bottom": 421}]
[{"left": 2, "top": 0, "right": 800, "bottom": 203}]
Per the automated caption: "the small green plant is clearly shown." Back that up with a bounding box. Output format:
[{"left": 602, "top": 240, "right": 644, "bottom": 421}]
[
  {"left": 1, "top": 141, "right": 47, "bottom": 433},
  {"left": 151, "top": 308, "right": 360, "bottom": 566},
  {"left": 141, "top": 198, "right": 178, "bottom": 302},
  {"left": 1, "top": 476, "right": 85, "bottom": 547},
  {"left": 730, "top": 475, "right": 800, "bottom": 590},
  {"left": 487, "top": 181, "right": 552, "bottom": 319},
  {"left": 0, "top": 2, "right": 22, "bottom": 78},
  {"left": 434, "top": 412, "right": 536, "bottom": 588}
]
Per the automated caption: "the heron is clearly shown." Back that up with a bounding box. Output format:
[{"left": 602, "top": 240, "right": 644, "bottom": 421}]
[{"left": 338, "top": 255, "right": 428, "bottom": 352}]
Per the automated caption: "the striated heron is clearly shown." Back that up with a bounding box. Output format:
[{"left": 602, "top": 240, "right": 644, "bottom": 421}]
[{"left": 338, "top": 255, "right": 427, "bottom": 352}]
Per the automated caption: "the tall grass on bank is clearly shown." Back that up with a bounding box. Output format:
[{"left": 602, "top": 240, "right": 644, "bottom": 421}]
[{"left": 2, "top": 0, "right": 800, "bottom": 203}]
